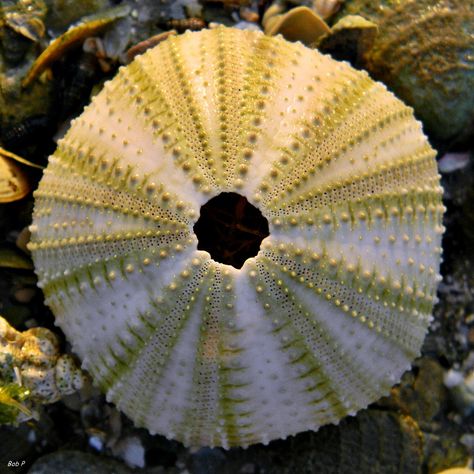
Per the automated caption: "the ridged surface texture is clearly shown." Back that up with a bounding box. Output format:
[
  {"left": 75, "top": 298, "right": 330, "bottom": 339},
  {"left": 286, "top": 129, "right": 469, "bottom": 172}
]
[
  {"left": 29, "top": 27, "right": 444, "bottom": 448},
  {"left": 339, "top": 0, "right": 474, "bottom": 142},
  {"left": 225, "top": 410, "right": 424, "bottom": 474}
]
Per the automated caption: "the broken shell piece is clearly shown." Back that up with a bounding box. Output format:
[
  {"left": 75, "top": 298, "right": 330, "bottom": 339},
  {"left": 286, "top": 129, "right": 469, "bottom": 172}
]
[
  {"left": 16, "top": 226, "right": 32, "bottom": 256},
  {"left": 438, "top": 152, "right": 471, "bottom": 174},
  {"left": 317, "top": 15, "right": 378, "bottom": 65},
  {"left": 262, "top": 2, "right": 285, "bottom": 28},
  {"left": 125, "top": 31, "right": 178, "bottom": 64},
  {"left": 264, "top": 6, "right": 330, "bottom": 46},
  {"left": 444, "top": 369, "right": 474, "bottom": 417},
  {"left": 0, "top": 146, "right": 44, "bottom": 169},
  {"left": 436, "top": 469, "right": 474, "bottom": 474},
  {"left": 2, "top": 0, "right": 47, "bottom": 42},
  {"left": 6, "top": 15, "right": 46, "bottom": 42},
  {"left": 0, "top": 154, "right": 30, "bottom": 203},
  {"left": 0, "top": 247, "right": 33, "bottom": 270},
  {"left": 22, "top": 4, "right": 131, "bottom": 88},
  {"left": 313, "top": 0, "right": 342, "bottom": 20}
]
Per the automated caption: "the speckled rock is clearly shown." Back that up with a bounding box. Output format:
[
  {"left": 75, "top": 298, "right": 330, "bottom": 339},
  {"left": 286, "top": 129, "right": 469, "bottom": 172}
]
[
  {"left": 0, "top": 315, "right": 85, "bottom": 423},
  {"left": 28, "top": 450, "right": 135, "bottom": 474},
  {"left": 336, "top": 0, "right": 474, "bottom": 144},
  {"left": 44, "top": 0, "right": 111, "bottom": 32},
  {"left": 210, "top": 410, "right": 424, "bottom": 474},
  {"left": 378, "top": 357, "right": 447, "bottom": 427}
]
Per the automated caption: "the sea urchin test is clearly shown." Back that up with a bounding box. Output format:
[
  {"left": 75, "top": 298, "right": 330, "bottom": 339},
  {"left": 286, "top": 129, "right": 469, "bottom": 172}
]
[{"left": 29, "top": 27, "right": 444, "bottom": 448}]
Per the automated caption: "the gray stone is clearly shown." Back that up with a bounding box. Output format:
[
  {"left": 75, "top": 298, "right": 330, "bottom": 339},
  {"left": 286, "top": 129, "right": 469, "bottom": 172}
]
[{"left": 28, "top": 450, "right": 134, "bottom": 474}]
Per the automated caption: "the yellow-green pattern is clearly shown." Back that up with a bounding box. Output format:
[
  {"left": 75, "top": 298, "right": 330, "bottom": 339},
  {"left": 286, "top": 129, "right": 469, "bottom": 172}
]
[{"left": 29, "top": 27, "right": 444, "bottom": 448}]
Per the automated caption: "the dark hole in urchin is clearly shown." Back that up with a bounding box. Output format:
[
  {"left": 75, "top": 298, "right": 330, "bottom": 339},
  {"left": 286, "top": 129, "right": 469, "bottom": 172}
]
[{"left": 193, "top": 192, "right": 270, "bottom": 269}]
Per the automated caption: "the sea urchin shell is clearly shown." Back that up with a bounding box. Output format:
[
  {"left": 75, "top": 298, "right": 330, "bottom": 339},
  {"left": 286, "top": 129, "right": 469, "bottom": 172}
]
[{"left": 29, "top": 27, "right": 444, "bottom": 448}]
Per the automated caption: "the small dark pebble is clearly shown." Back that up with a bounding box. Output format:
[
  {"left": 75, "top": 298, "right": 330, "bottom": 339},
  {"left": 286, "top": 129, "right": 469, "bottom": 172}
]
[
  {"left": 55, "top": 52, "right": 101, "bottom": 121},
  {"left": 1, "top": 115, "right": 53, "bottom": 153},
  {"left": 189, "top": 447, "right": 227, "bottom": 474},
  {"left": 28, "top": 450, "right": 135, "bottom": 474}
]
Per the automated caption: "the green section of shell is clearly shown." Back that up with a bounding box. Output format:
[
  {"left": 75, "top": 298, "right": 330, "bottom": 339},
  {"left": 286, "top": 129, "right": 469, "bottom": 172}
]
[
  {"left": 337, "top": 0, "right": 474, "bottom": 143},
  {"left": 29, "top": 27, "right": 444, "bottom": 448}
]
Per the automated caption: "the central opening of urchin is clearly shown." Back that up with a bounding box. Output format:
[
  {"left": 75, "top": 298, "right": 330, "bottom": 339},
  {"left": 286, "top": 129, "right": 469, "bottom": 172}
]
[{"left": 193, "top": 192, "right": 270, "bottom": 269}]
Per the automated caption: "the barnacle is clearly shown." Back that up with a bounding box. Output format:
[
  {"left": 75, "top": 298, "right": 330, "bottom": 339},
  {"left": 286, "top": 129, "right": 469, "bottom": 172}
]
[{"left": 29, "top": 27, "right": 444, "bottom": 448}]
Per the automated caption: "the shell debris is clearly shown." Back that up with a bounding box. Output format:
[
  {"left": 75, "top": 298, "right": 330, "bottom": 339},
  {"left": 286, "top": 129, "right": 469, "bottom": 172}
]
[
  {"left": 22, "top": 4, "right": 131, "bottom": 88},
  {"left": 1, "top": 0, "right": 47, "bottom": 42},
  {"left": 313, "top": 0, "right": 342, "bottom": 20},
  {"left": 0, "top": 315, "right": 85, "bottom": 423},
  {"left": 0, "top": 152, "right": 30, "bottom": 204},
  {"left": 263, "top": 6, "right": 330, "bottom": 46}
]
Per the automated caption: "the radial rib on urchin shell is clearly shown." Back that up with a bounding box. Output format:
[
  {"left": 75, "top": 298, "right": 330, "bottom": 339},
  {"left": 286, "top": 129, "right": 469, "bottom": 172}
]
[{"left": 28, "top": 27, "right": 445, "bottom": 449}]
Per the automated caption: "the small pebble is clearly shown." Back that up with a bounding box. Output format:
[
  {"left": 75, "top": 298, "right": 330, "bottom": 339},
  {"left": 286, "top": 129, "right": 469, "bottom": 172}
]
[
  {"left": 184, "top": 0, "right": 203, "bottom": 18},
  {"left": 89, "top": 435, "right": 104, "bottom": 451},
  {"left": 16, "top": 226, "right": 31, "bottom": 254},
  {"left": 460, "top": 433, "right": 474, "bottom": 451},
  {"left": 241, "top": 463, "right": 256, "bottom": 473},
  {"left": 239, "top": 7, "right": 259, "bottom": 22},
  {"left": 438, "top": 152, "right": 470, "bottom": 173},
  {"left": 61, "top": 391, "right": 84, "bottom": 412},
  {"left": 466, "top": 313, "right": 474, "bottom": 324},
  {"left": 233, "top": 21, "right": 261, "bottom": 31},
  {"left": 468, "top": 327, "right": 474, "bottom": 345},
  {"left": 444, "top": 369, "right": 474, "bottom": 416},
  {"left": 463, "top": 352, "right": 474, "bottom": 371},
  {"left": 28, "top": 429, "right": 37, "bottom": 443},
  {"left": 114, "top": 436, "right": 145, "bottom": 468},
  {"left": 14, "top": 287, "right": 37, "bottom": 304},
  {"left": 444, "top": 369, "right": 464, "bottom": 388}
]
